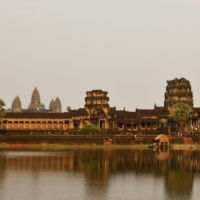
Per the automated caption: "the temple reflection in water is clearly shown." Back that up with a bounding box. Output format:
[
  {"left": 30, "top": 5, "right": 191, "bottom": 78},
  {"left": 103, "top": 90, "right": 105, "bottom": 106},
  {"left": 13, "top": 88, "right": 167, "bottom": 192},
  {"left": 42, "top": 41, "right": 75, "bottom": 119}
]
[{"left": 0, "top": 149, "right": 200, "bottom": 199}]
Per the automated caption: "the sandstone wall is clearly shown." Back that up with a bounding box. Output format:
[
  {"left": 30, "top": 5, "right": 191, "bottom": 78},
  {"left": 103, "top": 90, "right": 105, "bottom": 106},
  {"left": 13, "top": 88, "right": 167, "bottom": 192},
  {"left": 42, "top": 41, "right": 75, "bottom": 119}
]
[{"left": 0, "top": 135, "right": 199, "bottom": 145}]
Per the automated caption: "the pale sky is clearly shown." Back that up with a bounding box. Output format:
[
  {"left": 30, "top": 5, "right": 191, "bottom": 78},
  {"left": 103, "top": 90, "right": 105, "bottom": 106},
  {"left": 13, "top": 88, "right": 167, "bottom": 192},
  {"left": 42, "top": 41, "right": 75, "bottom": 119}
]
[{"left": 1, "top": 0, "right": 200, "bottom": 111}]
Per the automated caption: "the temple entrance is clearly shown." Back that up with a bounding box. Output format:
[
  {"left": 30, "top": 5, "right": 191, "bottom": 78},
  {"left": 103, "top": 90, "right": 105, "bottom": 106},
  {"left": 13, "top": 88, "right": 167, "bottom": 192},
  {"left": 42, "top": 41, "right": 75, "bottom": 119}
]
[{"left": 100, "top": 120, "right": 105, "bottom": 129}]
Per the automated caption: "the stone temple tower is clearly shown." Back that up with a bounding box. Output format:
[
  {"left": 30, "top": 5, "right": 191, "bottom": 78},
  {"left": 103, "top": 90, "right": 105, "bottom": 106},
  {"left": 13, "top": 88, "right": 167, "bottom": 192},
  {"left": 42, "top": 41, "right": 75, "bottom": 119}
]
[
  {"left": 11, "top": 96, "right": 22, "bottom": 112},
  {"left": 53, "top": 97, "right": 62, "bottom": 113},
  {"left": 49, "top": 99, "right": 55, "bottom": 111},
  {"left": 164, "top": 78, "right": 193, "bottom": 112},
  {"left": 28, "top": 87, "right": 45, "bottom": 111}
]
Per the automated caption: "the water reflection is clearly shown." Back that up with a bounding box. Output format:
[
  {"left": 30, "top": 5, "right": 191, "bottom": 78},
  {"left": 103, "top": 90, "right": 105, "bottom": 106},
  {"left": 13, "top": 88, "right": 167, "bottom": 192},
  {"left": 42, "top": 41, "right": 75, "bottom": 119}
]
[{"left": 0, "top": 149, "right": 199, "bottom": 200}]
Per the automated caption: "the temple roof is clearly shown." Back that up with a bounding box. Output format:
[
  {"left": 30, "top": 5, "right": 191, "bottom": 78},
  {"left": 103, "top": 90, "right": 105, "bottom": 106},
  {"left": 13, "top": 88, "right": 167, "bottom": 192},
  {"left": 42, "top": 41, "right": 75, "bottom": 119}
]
[
  {"left": 107, "top": 107, "right": 116, "bottom": 117},
  {"left": 11, "top": 96, "right": 22, "bottom": 112},
  {"left": 125, "top": 111, "right": 137, "bottom": 119},
  {"left": 69, "top": 108, "right": 88, "bottom": 116},
  {"left": 136, "top": 109, "right": 157, "bottom": 117},
  {"left": 12, "top": 96, "right": 21, "bottom": 108},
  {"left": 28, "top": 87, "right": 44, "bottom": 110},
  {"left": 115, "top": 110, "right": 125, "bottom": 118},
  {"left": 53, "top": 97, "right": 62, "bottom": 113},
  {"left": 31, "top": 87, "right": 40, "bottom": 102}
]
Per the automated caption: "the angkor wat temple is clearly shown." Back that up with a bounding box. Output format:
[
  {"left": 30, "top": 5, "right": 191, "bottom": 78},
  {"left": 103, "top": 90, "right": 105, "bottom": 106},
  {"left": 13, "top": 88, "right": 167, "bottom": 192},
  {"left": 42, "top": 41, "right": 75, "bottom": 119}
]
[
  {"left": 2, "top": 78, "right": 200, "bottom": 135},
  {"left": 10, "top": 87, "right": 62, "bottom": 113}
]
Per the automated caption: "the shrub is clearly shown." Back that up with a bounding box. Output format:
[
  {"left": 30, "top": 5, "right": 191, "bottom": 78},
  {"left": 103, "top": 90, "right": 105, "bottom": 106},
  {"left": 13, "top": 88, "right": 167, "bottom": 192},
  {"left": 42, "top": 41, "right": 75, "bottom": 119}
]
[{"left": 80, "top": 124, "right": 100, "bottom": 135}]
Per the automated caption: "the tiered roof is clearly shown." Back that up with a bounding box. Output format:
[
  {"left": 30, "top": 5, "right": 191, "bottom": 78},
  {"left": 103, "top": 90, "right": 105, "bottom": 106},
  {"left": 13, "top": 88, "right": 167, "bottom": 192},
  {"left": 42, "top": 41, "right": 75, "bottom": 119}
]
[
  {"left": 53, "top": 97, "right": 62, "bottom": 113},
  {"left": 164, "top": 78, "right": 193, "bottom": 111},
  {"left": 49, "top": 99, "right": 55, "bottom": 110},
  {"left": 11, "top": 96, "right": 22, "bottom": 112},
  {"left": 28, "top": 87, "right": 44, "bottom": 110}
]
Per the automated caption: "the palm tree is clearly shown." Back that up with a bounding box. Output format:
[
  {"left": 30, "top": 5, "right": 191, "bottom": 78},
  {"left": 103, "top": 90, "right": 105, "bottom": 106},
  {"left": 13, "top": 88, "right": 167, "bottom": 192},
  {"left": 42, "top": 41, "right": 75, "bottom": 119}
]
[
  {"left": 172, "top": 102, "right": 190, "bottom": 134},
  {"left": 0, "top": 99, "right": 6, "bottom": 130}
]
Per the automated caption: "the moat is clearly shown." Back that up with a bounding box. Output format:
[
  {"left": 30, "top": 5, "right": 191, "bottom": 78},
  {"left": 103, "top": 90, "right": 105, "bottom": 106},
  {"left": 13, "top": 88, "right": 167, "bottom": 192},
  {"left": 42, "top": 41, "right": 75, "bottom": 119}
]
[{"left": 0, "top": 148, "right": 200, "bottom": 200}]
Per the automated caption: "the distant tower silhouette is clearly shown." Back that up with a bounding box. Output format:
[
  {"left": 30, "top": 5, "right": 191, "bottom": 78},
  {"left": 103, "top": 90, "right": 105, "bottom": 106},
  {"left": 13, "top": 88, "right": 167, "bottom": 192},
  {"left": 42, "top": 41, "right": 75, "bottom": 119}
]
[
  {"left": 53, "top": 97, "right": 62, "bottom": 113},
  {"left": 9, "top": 87, "right": 63, "bottom": 113},
  {"left": 49, "top": 99, "right": 55, "bottom": 110},
  {"left": 11, "top": 96, "right": 22, "bottom": 112},
  {"left": 28, "top": 87, "right": 45, "bottom": 111}
]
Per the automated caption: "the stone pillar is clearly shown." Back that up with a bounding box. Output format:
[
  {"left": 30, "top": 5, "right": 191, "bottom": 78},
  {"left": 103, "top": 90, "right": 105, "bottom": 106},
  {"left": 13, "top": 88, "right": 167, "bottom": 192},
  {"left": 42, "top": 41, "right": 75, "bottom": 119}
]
[
  {"left": 12, "top": 121, "right": 14, "bottom": 129},
  {"left": 189, "top": 119, "right": 192, "bottom": 130},
  {"left": 69, "top": 121, "right": 73, "bottom": 129},
  {"left": 107, "top": 120, "right": 110, "bottom": 130},
  {"left": 79, "top": 120, "right": 83, "bottom": 129}
]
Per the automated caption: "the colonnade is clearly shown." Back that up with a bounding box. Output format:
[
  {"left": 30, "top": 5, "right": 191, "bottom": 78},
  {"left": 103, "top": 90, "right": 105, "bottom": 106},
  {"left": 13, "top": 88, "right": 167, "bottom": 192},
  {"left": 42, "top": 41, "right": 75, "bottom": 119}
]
[
  {"left": 3, "top": 120, "right": 71, "bottom": 130},
  {"left": 117, "top": 122, "right": 158, "bottom": 131}
]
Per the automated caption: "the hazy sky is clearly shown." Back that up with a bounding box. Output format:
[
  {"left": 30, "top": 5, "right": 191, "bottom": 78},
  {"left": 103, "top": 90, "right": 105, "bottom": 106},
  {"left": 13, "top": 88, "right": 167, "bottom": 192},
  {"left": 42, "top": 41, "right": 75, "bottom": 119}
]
[{"left": 1, "top": 0, "right": 200, "bottom": 111}]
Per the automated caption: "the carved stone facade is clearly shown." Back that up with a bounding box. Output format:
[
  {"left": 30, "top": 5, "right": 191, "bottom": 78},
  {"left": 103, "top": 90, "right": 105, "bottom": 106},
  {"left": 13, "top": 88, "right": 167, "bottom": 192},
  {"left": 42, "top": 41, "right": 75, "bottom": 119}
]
[
  {"left": 84, "top": 90, "right": 109, "bottom": 128},
  {"left": 4, "top": 78, "right": 200, "bottom": 135},
  {"left": 164, "top": 78, "right": 193, "bottom": 112}
]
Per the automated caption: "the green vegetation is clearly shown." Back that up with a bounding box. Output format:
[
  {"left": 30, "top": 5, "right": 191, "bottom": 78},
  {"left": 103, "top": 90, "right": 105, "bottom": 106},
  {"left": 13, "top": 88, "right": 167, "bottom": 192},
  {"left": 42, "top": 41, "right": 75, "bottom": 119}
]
[
  {"left": 0, "top": 99, "right": 6, "bottom": 130},
  {"left": 1, "top": 143, "right": 200, "bottom": 150},
  {"left": 67, "top": 106, "right": 71, "bottom": 112},
  {"left": 172, "top": 102, "right": 190, "bottom": 134},
  {"left": 0, "top": 144, "right": 10, "bottom": 149},
  {"left": 0, "top": 144, "right": 150, "bottom": 150},
  {"left": 80, "top": 124, "right": 100, "bottom": 135}
]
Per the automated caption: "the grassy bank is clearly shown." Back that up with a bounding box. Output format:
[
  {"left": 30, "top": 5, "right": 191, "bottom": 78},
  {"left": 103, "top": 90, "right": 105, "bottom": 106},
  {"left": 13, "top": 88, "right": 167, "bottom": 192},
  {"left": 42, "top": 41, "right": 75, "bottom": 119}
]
[
  {"left": 170, "top": 144, "right": 200, "bottom": 149},
  {"left": 1, "top": 143, "right": 200, "bottom": 150},
  {"left": 0, "top": 143, "right": 150, "bottom": 150}
]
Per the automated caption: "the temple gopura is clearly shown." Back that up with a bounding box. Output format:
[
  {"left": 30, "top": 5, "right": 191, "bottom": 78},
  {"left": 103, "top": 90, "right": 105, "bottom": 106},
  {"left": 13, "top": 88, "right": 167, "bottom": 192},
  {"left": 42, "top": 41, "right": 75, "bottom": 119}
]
[{"left": 2, "top": 78, "right": 200, "bottom": 135}]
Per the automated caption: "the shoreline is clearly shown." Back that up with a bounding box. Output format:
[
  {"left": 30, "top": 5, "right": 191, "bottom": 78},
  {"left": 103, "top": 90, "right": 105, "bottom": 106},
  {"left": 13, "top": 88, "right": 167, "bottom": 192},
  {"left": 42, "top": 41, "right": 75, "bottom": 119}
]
[
  {"left": 0, "top": 143, "right": 200, "bottom": 150},
  {"left": 0, "top": 143, "right": 150, "bottom": 150}
]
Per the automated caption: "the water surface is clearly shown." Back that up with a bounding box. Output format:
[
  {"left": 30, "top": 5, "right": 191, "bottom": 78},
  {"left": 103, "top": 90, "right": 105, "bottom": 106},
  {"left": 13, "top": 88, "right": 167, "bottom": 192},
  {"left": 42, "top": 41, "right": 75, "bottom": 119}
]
[{"left": 0, "top": 148, "right": 200, "bottom": 200}]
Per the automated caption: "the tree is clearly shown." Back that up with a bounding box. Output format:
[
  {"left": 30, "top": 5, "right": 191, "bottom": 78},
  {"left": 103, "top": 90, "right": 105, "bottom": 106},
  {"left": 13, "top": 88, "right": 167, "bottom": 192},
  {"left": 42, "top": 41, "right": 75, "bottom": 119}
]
[
  {"left": 67, "top": 106, "right": 71, "bottom": 112},
  {"left": 80, "top": 124, "right": 100, "bottom": 135},
  {"left": 172, "top": 102, "right": 190, "bottom": 134},
  {"left": 0, "top": 99, "right": 6, "bottom": 129}
]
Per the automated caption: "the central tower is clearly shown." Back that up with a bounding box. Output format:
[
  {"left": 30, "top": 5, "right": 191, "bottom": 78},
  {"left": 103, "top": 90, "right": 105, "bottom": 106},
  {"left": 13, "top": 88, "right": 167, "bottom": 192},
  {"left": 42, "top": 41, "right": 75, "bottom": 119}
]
[
  {"left": 28, "top": 87, "right": 45, "bottom": 111},
  {"left": 85, "top": 90, "right": 110, "bottom": 128}
]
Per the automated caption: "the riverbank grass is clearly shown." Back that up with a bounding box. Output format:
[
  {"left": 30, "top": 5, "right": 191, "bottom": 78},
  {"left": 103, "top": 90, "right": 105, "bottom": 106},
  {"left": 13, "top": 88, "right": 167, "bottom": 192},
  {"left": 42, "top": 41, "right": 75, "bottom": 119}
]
[
  {"left": 1, "top": 143, "right": 200, "bottom": 150},
  {"left": 0, "top": 144, "right": 150, "bottom": 150}
]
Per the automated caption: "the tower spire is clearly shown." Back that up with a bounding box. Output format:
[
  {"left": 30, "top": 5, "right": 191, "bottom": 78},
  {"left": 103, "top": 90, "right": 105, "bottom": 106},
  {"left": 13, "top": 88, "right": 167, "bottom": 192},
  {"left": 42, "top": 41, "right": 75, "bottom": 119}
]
[{"left": 28, "top": 87, "right": 44, "bottom": 111}]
